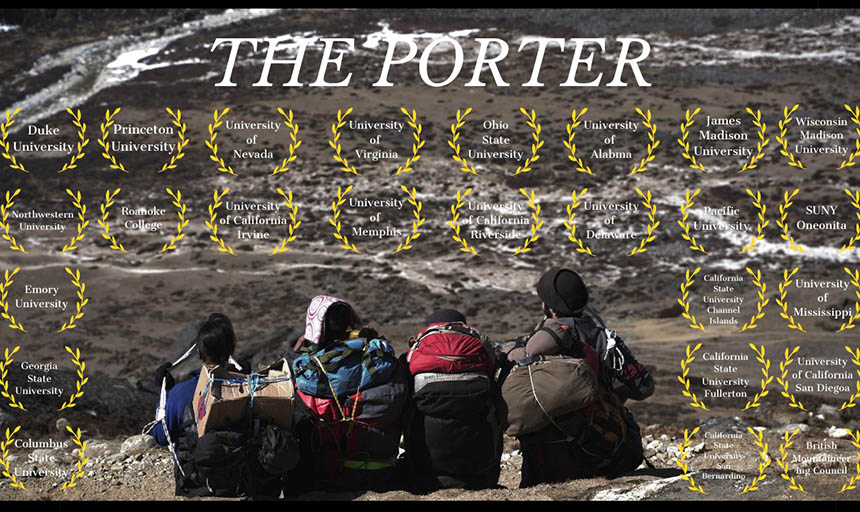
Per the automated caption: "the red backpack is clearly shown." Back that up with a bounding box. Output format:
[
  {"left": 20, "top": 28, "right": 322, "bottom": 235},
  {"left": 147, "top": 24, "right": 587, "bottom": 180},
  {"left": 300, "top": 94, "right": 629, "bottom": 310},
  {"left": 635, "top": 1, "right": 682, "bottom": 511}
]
[{"left": 406, "top": 322, "right": 495, "bottom": 376}]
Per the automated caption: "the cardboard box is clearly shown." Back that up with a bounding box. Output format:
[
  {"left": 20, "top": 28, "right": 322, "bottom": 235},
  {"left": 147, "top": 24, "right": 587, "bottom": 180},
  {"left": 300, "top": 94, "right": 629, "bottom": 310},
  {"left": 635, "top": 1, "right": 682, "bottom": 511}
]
[{"left": 193, "top": 359, "right": 294, "bottom": 438}]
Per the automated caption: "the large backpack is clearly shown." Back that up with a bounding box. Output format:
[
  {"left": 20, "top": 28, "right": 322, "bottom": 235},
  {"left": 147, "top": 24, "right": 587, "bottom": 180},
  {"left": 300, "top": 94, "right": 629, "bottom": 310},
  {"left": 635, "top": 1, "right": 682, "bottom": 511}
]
[
  {"left": 290, "top": 337, "right": 408, "bottom": 492},
  {"left": 404, "top": 323, "right": 503, "bottom": 492}
]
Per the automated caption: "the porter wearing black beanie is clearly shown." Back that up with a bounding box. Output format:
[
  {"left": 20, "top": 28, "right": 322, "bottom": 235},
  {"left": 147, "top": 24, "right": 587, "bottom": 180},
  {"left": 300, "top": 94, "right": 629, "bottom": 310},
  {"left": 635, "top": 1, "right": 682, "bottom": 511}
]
[{"left": 536, "top": 267, "right": 589, "bottom": 317}]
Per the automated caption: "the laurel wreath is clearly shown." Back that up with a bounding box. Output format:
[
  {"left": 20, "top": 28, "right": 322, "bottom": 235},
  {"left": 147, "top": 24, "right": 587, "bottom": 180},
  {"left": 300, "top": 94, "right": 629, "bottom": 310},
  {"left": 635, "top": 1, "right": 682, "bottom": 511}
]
[
  {"left": 837, "top": 268, "right": 860, "bottom": 332},
  {"left": 563, "top": 188, "right": 595, "bottom": 256},
  {"left": 447, "top": 188, "right": 478, "bottom": 256},
  {"left": 0, "top": 269, "right": 26, "bottom": 333},
  {"left": 270, "top": 108, "right": 302, "bottom": 176},
  {"left": 678, "top": 267, "right": 707, "bottom": 331},
  {"left": 96, "top": 108, "right": 128, "bottom": 173},
  {"left": 158, "top": 108, "right": 190, "bottom": 173},
  {"left": 393, "top": 186, "right": 424, "bottom": 254},
  {"left": 776, "top": 189, "right": 803, "bottom": 253},
  {"left": 776, "top": 346, "right": 807, "bottom": 412},
  {"left": 563, "top": 108, "right": 593, "bottom": 175},
  {"left": 838, "top": 430, "right": 860, "bottom": 493},
  {"left": 739, "top": 267, "right": 768, "bottom": 332},
  {"left": 0, "top": 108, "right": 28, "bottom": 173},
  {"left": 270, "top": 188, "right": 302, "bottom": 256},
  {"left": 59, "top": 425, "right": 88, "bottom": 491},
  {"left": 206, "top": 108, "right": 236, "bottom": 175},
  {"left": 204, "top": 188, "right": 235, "bottom": 256},
  {"left": 0, "top": 346, "right": 26, "bottom": 410},
  {"left": 839, "top": 347, "right": 860, "bottom": 411},
  {"left": 677, "top": 107, "right": 769, "bottom": 173},
  {"left": 58, "top": 346, "right": 87, "bottom": 411},
  {"left": 840, "top": 189, "right": 860, "bottom": 253},
  {"left": 329, "top": 185, "right": 359, "bottom": 253},
  {"left": 629, "top": 108, "right": 660, "bottom": 175},
  {"left": 743, "top": 344, "right": 772, "bottom": 410},
  {"left": 776, "top": 104, "right": 805, "bottom": 170},
  {"left": 513, "top": 189, "right": 542, "bottom": 255},
  {"left": 56, "top": 189, "right": 89, "bottom": 254},
  {"left": 1, "top": 426, "right": 25, "bottom": 489},
  {"left": 57, "top": 108, "right": 89, "bottom": 173},
  {"left": 740, "top": 189, "right": 769, "bottom": 254},
  {"left": 837, "top": 104, "right": 860, "bottom": 171},
  {"left": 328, "top": 108, "right": 360, "bottom": 176},
  {"left": 677, "top": 189, "right": 707, "bottom": 253},
  {"left": 97, "top": 188, "right": 126, "bottom": 252},
  {"left": 58, "top": 267, "right": 88, "bottom": 333},
  {"left": 628, "top": 188, "right": 659, "bottom": 256},
  {"left": 675, "top": 426, "right": 706, "bottom": 494},
  {"left": 394, "top": 108, "right": 426, "bottom": 175},
  {"left": 776, "top": 268, "right": 805, "bottom": 332},
  {"left": 678, "top": 343, "right": 708, "bottom": 410},
  {"left": 447, "top": 107, "right": 544, "bottom": 176},
  {"left": 775, "top": 428, "right": 805, "bottom": 493},
  {"left": 739, "top": 427, "right": 771, "bottom": 494},
  {"left": 160, "top": 188, "right": 189, "bottom": 253},
  {"left": 1, "top": 189, "right": 27, "bottom": 254}
]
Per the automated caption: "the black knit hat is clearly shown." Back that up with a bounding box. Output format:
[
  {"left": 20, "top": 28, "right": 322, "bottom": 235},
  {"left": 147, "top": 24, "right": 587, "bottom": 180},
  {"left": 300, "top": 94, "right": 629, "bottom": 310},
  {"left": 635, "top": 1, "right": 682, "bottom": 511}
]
[
  {"left": 425, "top": 308, "right": 467, "bottom": 326},
  {"left": 536, "top": 268, "right": 589, "bottom": 316}
]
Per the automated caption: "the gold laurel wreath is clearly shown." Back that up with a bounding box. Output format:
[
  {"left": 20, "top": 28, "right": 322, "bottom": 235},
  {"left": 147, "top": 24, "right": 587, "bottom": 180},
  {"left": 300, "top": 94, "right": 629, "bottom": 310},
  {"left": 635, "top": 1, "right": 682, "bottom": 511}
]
[
  {"left": 675, "top": 427, "right": 706, "bottom": 494},
  {"left": 1, "top": 189, "right": 27, "bottom": 254},
  {"left": 204, "top": 188, "right": 235, "bottom": 255},
  {"left": 329, "top": 108, "right": 360, "bottom": 176},
  {"left": 206, "top": 108, "right": 236, "bottom": 175},
  {"left": 839, "top": 347, "right": 860, "bottom": 411},
  {"left": 677, "top": 267, "right": 707, "bottom": 331},
  {"left": 158, "top": 108, "right": 190, "bottom": 173},
  {"left": 740, "top": 189, "right": 769, "bottom": 254},
  {"left": 448, "top": 108, "right": 478, "bottom": 175},
  {"left": 740, "top": 427, "right": 771, "bottom": 494},
  {"left": 97, "top": 188, "right": 126, "bottom": 252},
  {"left": 678, "top": 343, "right": 708, "bottom": 410},
  {"left": 838, "top": 104, "right": 860, "bottom": 171},
  {"left": 838, "top": 430, "right": 860, "bottom": 493},
  {"left": 447, "top": 188, "right": 478, "bottom": 256},
  {"left": 271, "top": 108, "right": 302, "bottom": 176},
  {"left": 777, "top": 268, "right": 805, "bottom": 332},
  {"left": 840, "top": 189, "right": 860, "bottom": 252},
  {"left": 629, "top": 108, "right": 660, "bottom": 175},
  {"left": 393, "top": 186, "right": 424, "bottom": 254},
  {"left": 58, "top": 267, "right": 87, "bottom": 333},
  {"left": 0, "top": 269, "right": 26, "bottom": 333},
  {"left": 837, "top": 268, "right": 860, "bottom": 332},
  {"left": 678, "top": 189, "right": 707, "bottom": 253},
  {"left": 58, "top": 346, "right": 87, "bottom": 411},
  {"left": 512, "top": 108, "right": 543, "bottom": 176},
  {"left": 564, "top": 108, "right": 593, "bottom": 175},
  {"left": 743, "top": 344, "right": 772, "bottom": 410},
  {"left": 776, "top": 346, "right": 807, "bottom": 412},
  {"left": 776, "top": 189, "right": 803, "bottom": 252},
  {"left": 677, "top": 107, "right": 769, "bottom": 174},
  {"left": 628, "top": 188, "right": 659, "bottom": 256},
  {"left": 513, "top": 189, "right": 542, "bottom": 255},
  {"left": 776, "top": 104, "right": 805, "bottom": 170},
  {"left": 97, "top": 108, "right": 128, "bottom": 173},
  {"left": 394, "top": 108, "right": 426, "bottom": 176},
  {"left": 61, "top": 190, "right": 89, "bottom": 253},
  {"left": 1, "top": 426, "right": 25, "bottom": 489},
  {"left": 56, "top": 108, "right": 90, "bottom": 173},
  {"left": 775, "top": 428, "right": 805, "bottom": 493},
  {"left": 270, "top": 188, "right": 302, "bottom": 256},
  {"left": 160, "top": 188, "right": 189, "bottom": 253},
  {"left": 563, "top": 188, "right": 595, "bottom": 256},
  {"left": 0, "top": 109, "right": 28, "bottom": 173},
  {"left": 0, "top": 346, "right": 26, "bottom": 410},
  {"left": 447, "top": 107, "right": 543, "bottom": 176},
  {"left": 329, "top": 185, "right": 359, "bottom": 253},
  {"left": 739, "top": 267, "right": 769, "bottom": 332},
  {"left": 59, "top": 426, "right": 88, "bottom": 491}
]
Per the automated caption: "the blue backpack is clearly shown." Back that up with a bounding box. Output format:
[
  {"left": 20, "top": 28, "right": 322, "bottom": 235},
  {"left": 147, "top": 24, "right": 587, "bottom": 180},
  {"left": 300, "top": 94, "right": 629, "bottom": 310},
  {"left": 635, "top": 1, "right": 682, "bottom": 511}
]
[{"left": 292, "top": 338, "right": 397, "bottom": 398}]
